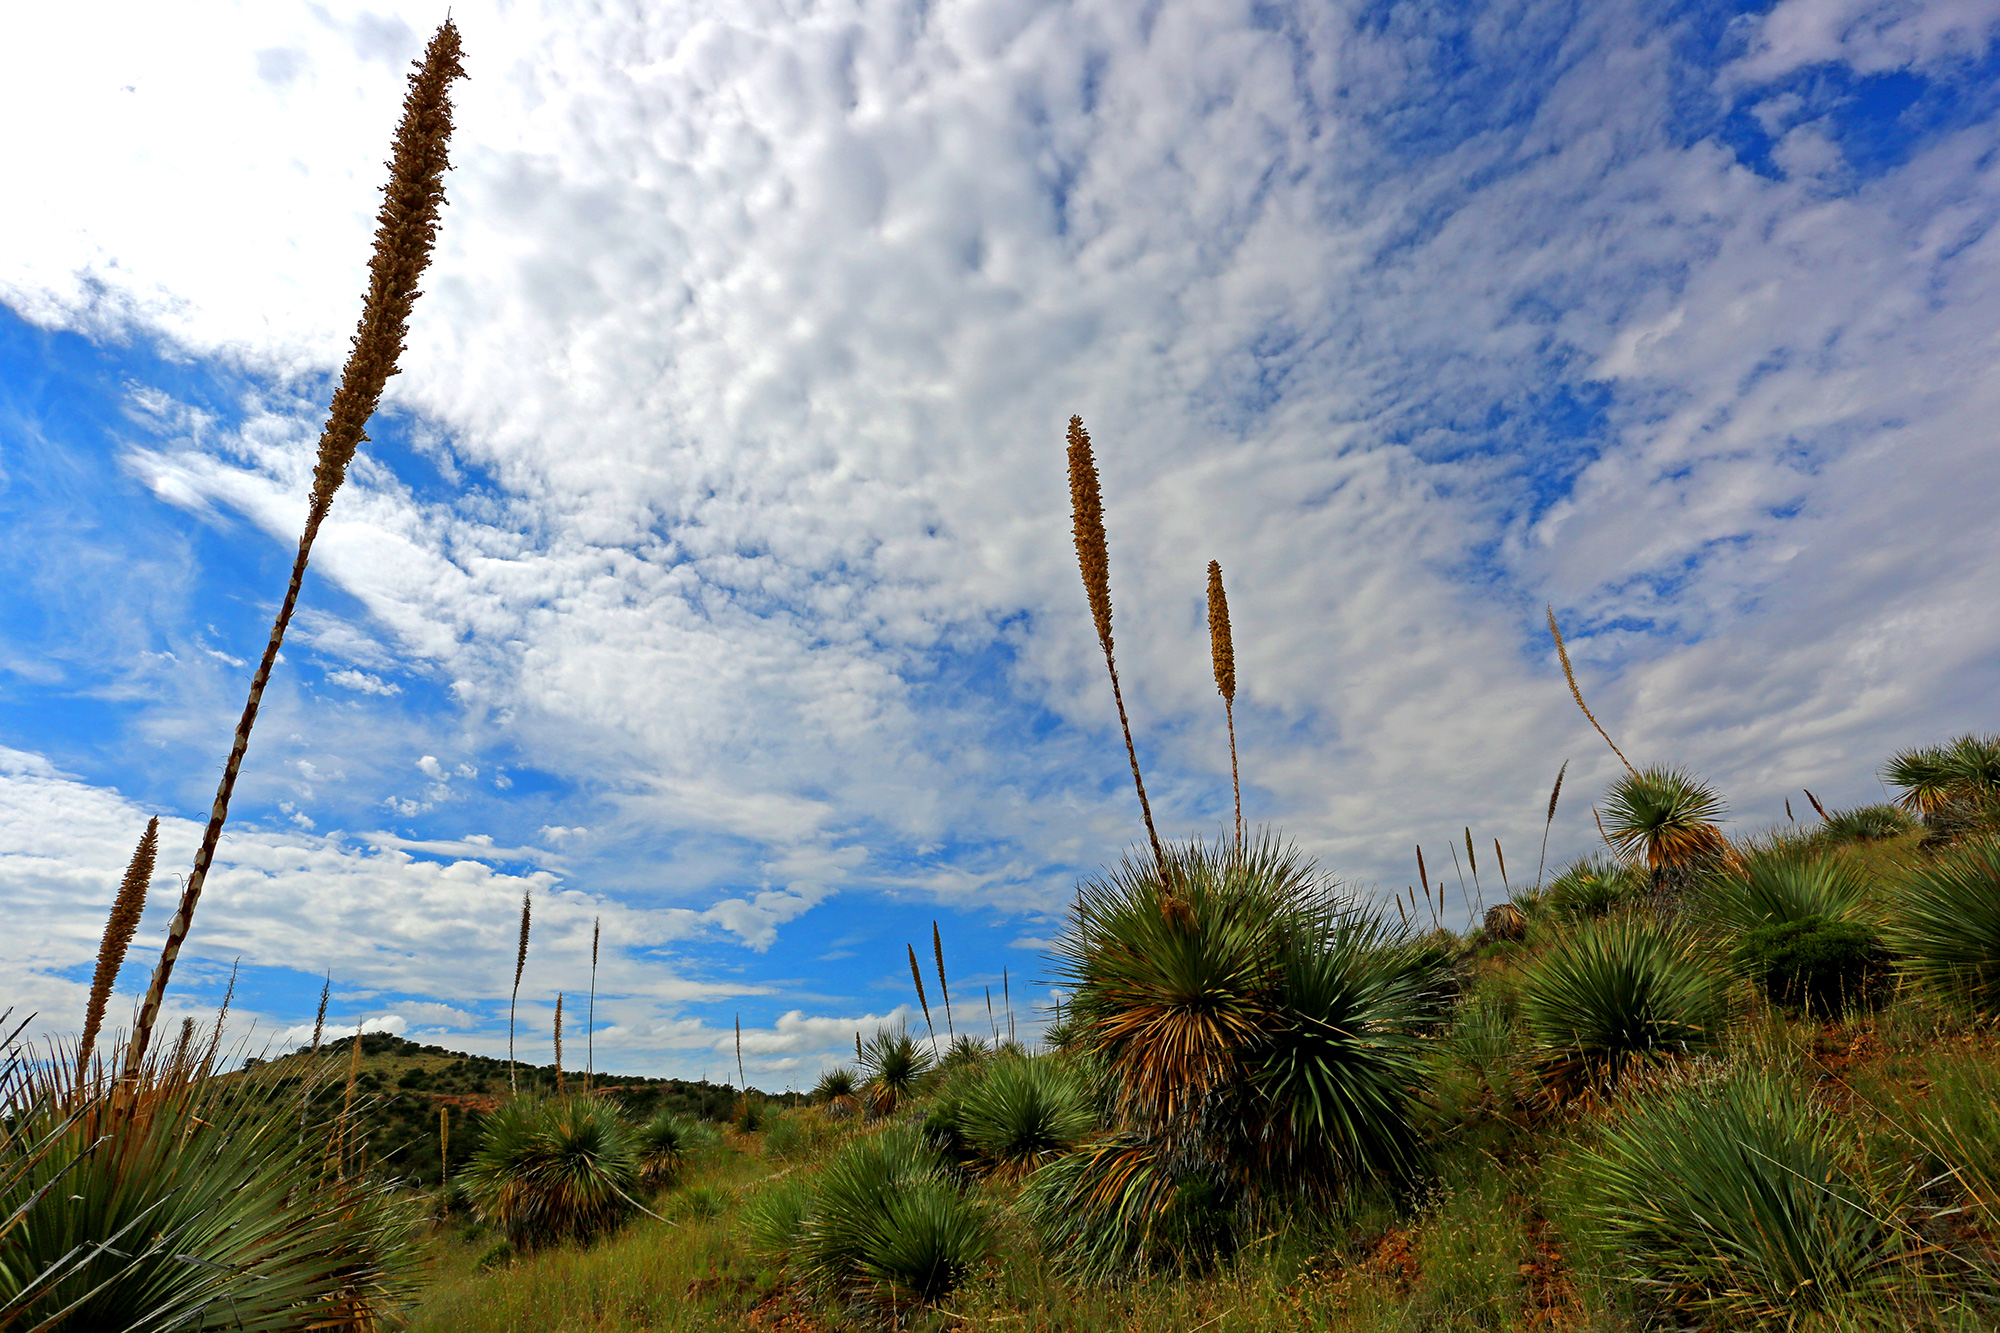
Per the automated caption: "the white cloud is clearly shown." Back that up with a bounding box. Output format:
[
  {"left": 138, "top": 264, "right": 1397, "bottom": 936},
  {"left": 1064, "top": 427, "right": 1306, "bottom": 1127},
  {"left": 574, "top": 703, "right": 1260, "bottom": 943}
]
[
  {"left": 415, "top": 755, "right": 444, "bottom": 780},
  {"left": 328, "top": 668, "right": 400, "bottom": 695}
]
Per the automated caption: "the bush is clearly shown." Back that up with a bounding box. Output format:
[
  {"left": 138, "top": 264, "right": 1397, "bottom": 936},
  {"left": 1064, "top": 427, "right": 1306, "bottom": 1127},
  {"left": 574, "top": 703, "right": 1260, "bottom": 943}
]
[
  {"left": 1889, "top": 839, "right": 2000, "bottom": 1014},
  {"left": 763, "top": 1109, "right": 829, "bottom": 1163},
  {"left": 1518, "top": 917, "right": 1724, "bottom": 1096},
  {"left": 672, "top": 1183, "right": 733, "bottom": 1221},
  {"left": 742, "top": 1175, "right": 814, "bottom": 1267},
  {"left": 1572, "top": 1068, "right": 1902, "bottom": 1325},
  {"left": 732, "top": 1093, "right": 769, "bottom": 1133},
  {"left": 1734, "top": 917, "right": 1887, "bottom": 1018},
  {"left": 957, "top": 1055, "right": 1096, "bottom": 1179},
  {"left": 813, "top": 1067, "right": 859, "bottom": 1116},
  {"left": 1701, "top": 847, "right": 1871, "bottom": 934},
  {"left": 939, "top": 1033, "right": 988, "bottom": 1071},
  {"left": 1052, "top": 835, "right": 1428, "bottom": 1197},
  {"left": 461, "top": 1096, "right": 641, "bottom": 1249}
]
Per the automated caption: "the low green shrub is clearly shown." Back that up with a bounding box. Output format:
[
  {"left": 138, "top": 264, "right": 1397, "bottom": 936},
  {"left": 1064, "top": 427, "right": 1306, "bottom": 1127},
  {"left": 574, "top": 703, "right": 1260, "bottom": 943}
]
[
  {"left": 741, "top": 1176, "right": 814, "bottom": 1267},
  {"left": 1817, "top": 804, "right": 1918, "bottom": 845},
  {"left": 1734, "top": 916, "right": 1887, "bottom": 1018},
  {"left": 1890, "top": 839, "right": 2000, "bottom": 1014},
  {"left": 858, "top": 1030, "right": 934, "bottom": 1117},
  {"left": 1571, "top": 1068, "right": 1904, "bottom": 1325},
  {"left": 1519, "top": 917, "right": 1724, "bottom": 1096},
  {"left": 1702, "top": 846, "right": 1872, "bottom": 933},
  {"left": 672, "top": 1183, "right": 733, "bottom": 1222}
]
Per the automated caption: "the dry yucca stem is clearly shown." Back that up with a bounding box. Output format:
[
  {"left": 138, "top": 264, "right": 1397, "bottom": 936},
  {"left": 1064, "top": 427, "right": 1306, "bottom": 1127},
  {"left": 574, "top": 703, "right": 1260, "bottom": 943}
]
[
  {"left": 1066, "top": 416, "right": 1167, "bottom": 881},
  {"left": 309, "top": 973, "right": 330, "bottom": 1054},
  {"left": 1546, "top": 606, "right": 1638, "bottom": 777},
  {"left": 125, "top": 21, "right": 468, "bottom": 1079},
  {"left": 1206, "top": 560, "right": 1242, "bottom": 852},
  {"left": 77, "top": 818, "right": 157, "bottom": 1082},
  {"left": 586, "top": 916, "right": 599, "bottom": 1093},
  {"left": 735, "top": 1014, "right": 745, "bottom": 1090},
  {"left": 1534, "top": 759, "right": 1567, "bottom": 891},
  {"left": 509, "top": 891, "right": 531, "bottom": 1094},
  {"left": 907, "top": 944, "right": 937, "bottom": 1050},
  {"left": 338, "top": 1024, "right": 365, "bottom": 1177},
  {"left": 554, "top": 993, "right": 564, "bottom": 1095},
  {"left": 932, "top": 921, "right": 953, "bottom": 1037},
  {"left": 1494, "top": 838, "right": 1510, "bottom": 896},
  {"left": 201, "top": 959, "right": 239, "bottom": 1073},
  {"left": 440, "top": 1105, "right": 450, "bottom": 1185}
]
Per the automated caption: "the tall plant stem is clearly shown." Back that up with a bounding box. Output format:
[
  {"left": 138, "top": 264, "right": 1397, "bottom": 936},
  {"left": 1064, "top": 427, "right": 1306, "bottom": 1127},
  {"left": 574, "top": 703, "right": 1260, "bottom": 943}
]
[
  {"left": 123, "top": 22, "right": 467, "bottom": 1080},
  {"left": 1534, "top": 759, "right": 1568, "bottom": 892},
  {"left": 1067, "top": 417, "right": 1166, "bottom": 881},
  {"left": 586, "top": 916, "right": 600, "bottom": 1093},
  {"left": 1547, "top": 606, "right": 1638, "bottom": 777}
]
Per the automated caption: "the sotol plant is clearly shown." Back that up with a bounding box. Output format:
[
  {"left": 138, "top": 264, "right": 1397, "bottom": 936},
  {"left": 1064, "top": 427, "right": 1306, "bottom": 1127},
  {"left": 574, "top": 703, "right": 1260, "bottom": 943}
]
[{"left": 461, "top": 1095, "right": 641, "bottom": 1250}]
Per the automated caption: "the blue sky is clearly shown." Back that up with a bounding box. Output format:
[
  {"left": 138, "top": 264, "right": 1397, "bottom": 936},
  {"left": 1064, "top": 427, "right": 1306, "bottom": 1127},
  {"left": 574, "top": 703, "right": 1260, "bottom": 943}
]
[{"left": 4, "top": 0, "right": 1999, "bottom": 1083}]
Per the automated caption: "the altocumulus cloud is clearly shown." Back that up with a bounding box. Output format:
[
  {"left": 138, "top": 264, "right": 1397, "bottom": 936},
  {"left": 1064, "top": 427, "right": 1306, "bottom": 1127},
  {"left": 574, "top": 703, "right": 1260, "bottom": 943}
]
[{"left": 0, "top": 0, "right": 1997, "bottom": 1079}]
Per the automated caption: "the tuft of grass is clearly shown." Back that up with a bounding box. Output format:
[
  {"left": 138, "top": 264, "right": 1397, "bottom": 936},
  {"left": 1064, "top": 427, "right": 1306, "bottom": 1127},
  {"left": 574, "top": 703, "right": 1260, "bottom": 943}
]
[
  {"left": 1542, "top": 853, "right": 1639, "bottom": 921},
  {"left": 635, "top": 1110, "right": 716, "bottom": 1190}
]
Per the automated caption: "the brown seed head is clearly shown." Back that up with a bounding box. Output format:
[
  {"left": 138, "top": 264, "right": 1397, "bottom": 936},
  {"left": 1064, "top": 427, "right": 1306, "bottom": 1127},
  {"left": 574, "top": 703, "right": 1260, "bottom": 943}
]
[
  {"left": 78, "top": 817, "right": 158, "bottom": 1079},
  {"left": 1547, "top": 606, "right": 1638, "bottom": 777},
  {"left": 308, "top": 20, "right": 467, "bottom": 524},
  {"left": 1066, "top": 416, "right": 1114, "bottom": 654},
  {"left": 1206, "top": 561, "right": 1235, "bottom": 703},
  {"left": 310, "top": 973, "right": 330, "bottom": 1054},
  {"left": 513, "top": 891, "right": 532, "bottom": 990},
  {"left": 554, "top": 992, "right": 565, "bottom": 1091}
]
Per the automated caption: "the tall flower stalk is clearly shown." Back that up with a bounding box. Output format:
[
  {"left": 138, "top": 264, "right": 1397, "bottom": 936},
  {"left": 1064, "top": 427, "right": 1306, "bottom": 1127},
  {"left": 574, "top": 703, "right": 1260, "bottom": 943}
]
[
  {"left": 78, "top": 818, "right": 157, "bottom": 1081},
  {"left": 509, "top": 891, "right": 531, "bottom": 1094},
  {"left": 124, "top": 22, "right": 469, "bottom": 1078},
  {"left": 1547, "top": 606, "right": 1637, "bottom": 777},
  {"left": 586, "top": 916, "right": 600, "bottom": 1093},
  {"left": 1207, "top": 561, "right": 1242, "bottom": 852},
  {"left": 1066, "top": 416, "right": 1166, "bottom": 881}
]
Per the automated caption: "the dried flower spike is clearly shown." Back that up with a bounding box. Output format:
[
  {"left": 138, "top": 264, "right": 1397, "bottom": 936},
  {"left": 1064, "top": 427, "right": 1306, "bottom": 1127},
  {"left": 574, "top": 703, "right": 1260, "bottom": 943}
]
[
  {"left": 1207, "top": 561, "right": 1242, "bottom": 850},
  {"left": 78, "top": 817, "right": 157, "bottom": 1081},
  {"left": 124, "top": 21, "right": 468, "bottom": 1079}
]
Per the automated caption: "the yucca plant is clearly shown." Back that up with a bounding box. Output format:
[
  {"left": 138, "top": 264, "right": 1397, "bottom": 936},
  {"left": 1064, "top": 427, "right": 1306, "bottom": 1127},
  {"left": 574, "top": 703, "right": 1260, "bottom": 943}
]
[
  {"left": 635, "top": 1110, "right": 714, "bottom": 1190},
  {"left": 1053, "top": 834, "right": 1428, "bottom": 1220},
  {"left": 1883, "top": 734, "right": 2000, "bottom": 816},
  {"left": 813, "top": 1067, "right": 860, "bottom": 1117},
  {"left": 957, "top": 1055, "right": 1097, "bottom": 1180},
  {"left": 1573, "top": 1067, "right": 1904, "bottom": 1326},
  {"left": 1542, "top": 853, "right": 1638, "bottom": 920},
  {"left": 1700, "top": 846, "right": 1871, "bottom": 934},
  {"left": 0, "top": 1035, "right": 422, "bottom": 1331},
  {"left": 1817, "top": 803, "right": 1917, "bottom": 845},
  {"left": 1888, "top": 839, "right": 2000, "bottom": 1015},
  {"left": 1598, "top": 766, "right": 1728, "bottom": 909},
  {"left": 1700, "top": 848, "right": 1887, "bottom": 1016},
  {"left": 1519, "top": 916, "right": 1725, "bottom": 1097},
  {"left": 460, "top": 1096, "right": 640, "bottom": 1249},
  {"left": 1018, "top": 1134, "right": 1228, "bottom": 1280},
  {"left": 126, "top": 20, "right": 467, "bottom": 1074},
  {"left": 790, "top": 1127, "right": 993, "bottom": 1313},
  {"left": 858, "top": 1029, "right": 934, "bottom": 1117},
  {"left": 939, "top": 1032, "right": 987, "bottom": 1072}
]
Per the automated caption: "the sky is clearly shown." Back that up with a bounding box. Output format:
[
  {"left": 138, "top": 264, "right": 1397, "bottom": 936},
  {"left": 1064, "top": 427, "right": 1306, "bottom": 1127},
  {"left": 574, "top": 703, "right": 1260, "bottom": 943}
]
[{"left": 2, "top": 0, "right": 1998, "bottom": 1086}]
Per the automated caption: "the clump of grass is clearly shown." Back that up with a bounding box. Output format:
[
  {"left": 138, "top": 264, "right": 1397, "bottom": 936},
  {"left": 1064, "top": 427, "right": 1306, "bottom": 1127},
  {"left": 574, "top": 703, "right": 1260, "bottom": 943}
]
[
  {"left": 672, "top": 1183, "right": 733, "bottom": 1222},
  {"left": 461, "top": 1096, "right": 641, "bottom": 1250},
  {"left": 1569, "top": 1066, "right": 1905, "bottom": 1326},
  {"left": 1817, "top": 803, "right": 1918, "bottom": 845},
  {"left": 125, "top": 20, "right": 468, "bottom": 1074},
  {"left": 1518, "top": 916, "right": 1724, "bottom": 1097},
  {"left": 1888, "top": 838, "right": 2000, "bottom": 1014}
]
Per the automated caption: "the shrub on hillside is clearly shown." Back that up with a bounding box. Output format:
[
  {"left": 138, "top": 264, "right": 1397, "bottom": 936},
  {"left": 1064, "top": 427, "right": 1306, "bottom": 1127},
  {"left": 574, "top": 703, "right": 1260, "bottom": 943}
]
[
  {"left": 1572, "top": 1068, "right": 1902, "bottom": 1325},
  {"left": 1889, "top": 839, "right": 2000, "bottom": 1015},
  {"left": 1519, "top": 917, "right": 1724, "bottom": 1097},
  {"left": 635, "top": 1110, "right": 717, "bottom": 1189},
  {"left": 857, "top": 1029, "right": 934, "bottom": 1117},
  {"left": 1816, "top": 803, "right": 1917, "bottom": 845},
  {"left": 1734, "top": 917, "right": 1888, "bottom": 1018}
]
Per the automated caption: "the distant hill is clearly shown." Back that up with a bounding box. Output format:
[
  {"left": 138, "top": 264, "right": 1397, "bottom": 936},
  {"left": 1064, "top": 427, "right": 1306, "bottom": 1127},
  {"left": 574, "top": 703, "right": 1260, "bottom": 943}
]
[{"left": 241, "top": 1031, "right": 782, "bottom": 1188}]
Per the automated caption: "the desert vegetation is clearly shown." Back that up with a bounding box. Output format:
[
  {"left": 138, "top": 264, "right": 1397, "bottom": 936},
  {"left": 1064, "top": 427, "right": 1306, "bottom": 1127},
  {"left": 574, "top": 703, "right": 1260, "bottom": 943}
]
[{"left": 13, "top": 19, "right": 2000, "bottom": 1333}]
